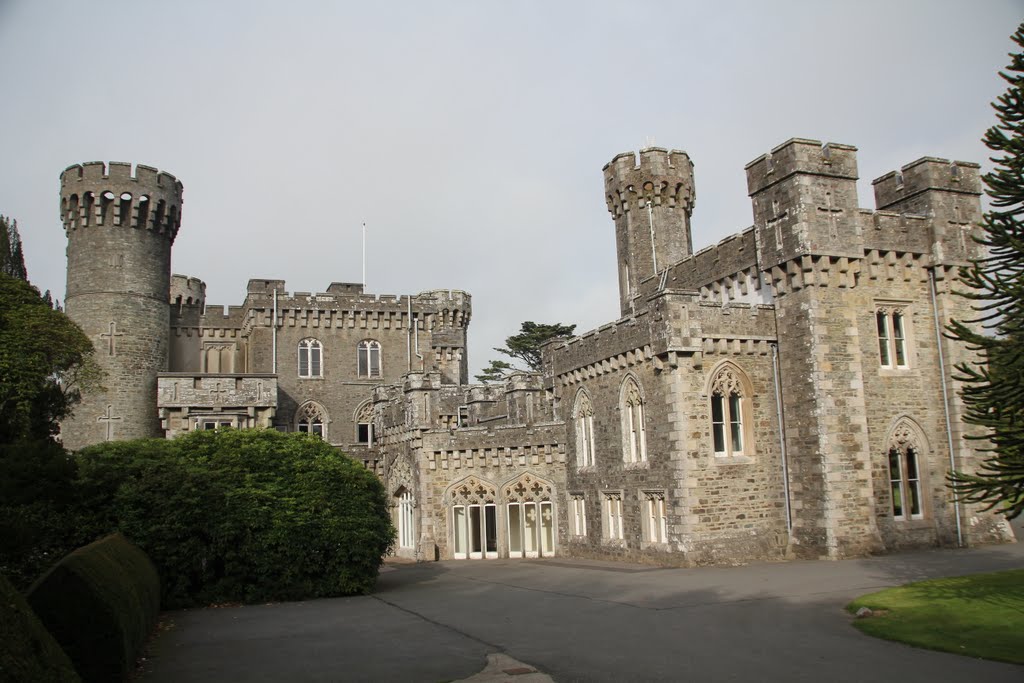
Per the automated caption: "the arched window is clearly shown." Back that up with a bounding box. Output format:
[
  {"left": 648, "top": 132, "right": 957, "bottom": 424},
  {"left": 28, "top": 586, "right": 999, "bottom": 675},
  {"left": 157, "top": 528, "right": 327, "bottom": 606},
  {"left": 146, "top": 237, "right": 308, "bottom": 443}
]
[
  {"left": 708, "top": 363, "right": 753, "bottom": 457},
  {"left": 358, "top": 340, "right": 381, "bottom": 378},
  {"left": 620, "top": 377, "right": 647, "bottom": 463},
  {"left": 573, "top": 390, "right": 596, "bottom": 467},
  {"left": 887, "top": 419, "right": 925, "bottom": 520},
  {"left": 298, "top": 338, "right": 323, "bottom": 378},
  {"left": 296, "top": 401, "right": 327, "bottom": 439},
  {"left": 355, "top": 400, "right": 374, "bottom": 445}
]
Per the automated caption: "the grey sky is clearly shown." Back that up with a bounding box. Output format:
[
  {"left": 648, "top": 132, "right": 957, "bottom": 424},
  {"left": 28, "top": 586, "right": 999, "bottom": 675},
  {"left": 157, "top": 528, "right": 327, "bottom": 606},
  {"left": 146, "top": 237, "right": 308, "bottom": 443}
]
[{"left": 1, "top": 1, "right": 1020, "bottom": 377}]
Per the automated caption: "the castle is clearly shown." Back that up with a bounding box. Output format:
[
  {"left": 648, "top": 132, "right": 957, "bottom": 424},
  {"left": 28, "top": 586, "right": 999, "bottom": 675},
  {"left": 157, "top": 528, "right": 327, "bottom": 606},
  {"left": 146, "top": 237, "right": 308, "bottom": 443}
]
[{"left": 58, "top": 138, "right": 1014, "bottom": 564}]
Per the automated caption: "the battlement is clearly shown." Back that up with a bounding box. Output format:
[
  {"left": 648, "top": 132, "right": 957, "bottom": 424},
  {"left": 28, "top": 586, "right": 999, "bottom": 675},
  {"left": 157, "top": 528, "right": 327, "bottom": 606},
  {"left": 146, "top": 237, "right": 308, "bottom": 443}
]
[
  {"left": 61, "top": 161, "right": 182, "bottom": 192},
  {"left": 603, "top": 147, "right": 696, "bottom": 217},
  {"left": 745, "top": 138, "right": 858, "bottom": 196},
  {"left": 170, "top": 274, "right": 206, "bottom": 307},
  {"left": 60, "top": 160, "right": 183, "bottom": 242},
  {"left": 872, "top": 157, "right": 981, "bottom": 210},
  {"left": 326, "top": 282, "right": 365, "bottom": 294}
]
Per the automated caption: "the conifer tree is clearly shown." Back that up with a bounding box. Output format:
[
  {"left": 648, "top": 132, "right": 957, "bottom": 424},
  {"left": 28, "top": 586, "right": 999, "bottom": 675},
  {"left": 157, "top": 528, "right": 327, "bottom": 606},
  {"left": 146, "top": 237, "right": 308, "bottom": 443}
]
[
  {"left": 947, "top": 23, "right": 1024, "bottom": 519},
  {"left": 0, "top": 215, "right": 28, "bottom": 281},
  {"left": 474, "top": 321, "right": 576, "bottom": 383}
]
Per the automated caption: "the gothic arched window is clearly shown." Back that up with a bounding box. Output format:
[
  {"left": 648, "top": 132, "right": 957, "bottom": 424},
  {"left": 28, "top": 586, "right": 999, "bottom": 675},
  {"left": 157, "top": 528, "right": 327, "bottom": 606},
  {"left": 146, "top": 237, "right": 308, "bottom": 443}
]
[
  {"left": 708, "top": 363, "right": 753, "bottom": 457},
  {"left": 298, "top": 338, "right": 323, "bottom": 378},
  {"left": 888, "top": 420, "right": 925, "bottom": 520},
  {"left": 296, "top": 401, "right": 328, "bottom": 439},
  {"left": 620, "top": 377, "right": 647, "bottom": 463},
  {"left": 355, "top": 400, "right": 374, "bottom": 445},
  {"left": 358, "top": 340, "right": 381, "bottom": 378},
  {"left": 573, "top": 390, "right": 596, "bottom": 468}
]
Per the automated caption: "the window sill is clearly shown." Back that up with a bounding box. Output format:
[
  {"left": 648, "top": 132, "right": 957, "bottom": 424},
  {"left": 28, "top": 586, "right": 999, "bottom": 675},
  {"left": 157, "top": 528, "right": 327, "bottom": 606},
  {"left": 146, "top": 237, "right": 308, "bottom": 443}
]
[
  {"left": 297, "top": 376, "right": 325, "bottom": 381},
  {"left": 624, "top": 460, "right": 650, "bottom": 470},
  {"left": 602, "top": 538, "right": 626, "bottom": 547},
  {"left": 641, "top": 541, "right": 671, "bottom": 550},
  {"left": 576, "top": 465, "right": 597, "bottom": 474},
  {"left": 713, "top": 453, "right": 754, "bottom": 465}
]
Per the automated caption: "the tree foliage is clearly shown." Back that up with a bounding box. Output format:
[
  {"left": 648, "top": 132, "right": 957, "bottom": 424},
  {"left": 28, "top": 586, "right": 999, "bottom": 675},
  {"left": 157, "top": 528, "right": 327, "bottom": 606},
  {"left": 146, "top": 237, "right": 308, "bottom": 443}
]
[
  {"left": 2, "top": 430, "right": 395, "bottom": 605},
  {"left": 0, "top": 274, "right": 100, "bottom": 443},
  {"left": 474, "top": 321, "right": 576, "bottom": 382},
  {"left": 0, "top": 215, "right": 27, "bottom": 281},
  {"left": 947, "top": 23, "right": 1024, "bottom": 519}
]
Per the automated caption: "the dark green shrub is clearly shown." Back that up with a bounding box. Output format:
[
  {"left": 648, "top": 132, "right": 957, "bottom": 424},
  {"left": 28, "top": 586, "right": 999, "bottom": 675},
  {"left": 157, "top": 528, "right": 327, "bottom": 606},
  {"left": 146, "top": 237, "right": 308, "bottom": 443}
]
[
  {"left": 78, "top": 429, "right": 395, "bottom": 607},
  {"left": 27, "top": 533, "right": 159, "bottom": 683},
  {"left": 0, "top": 573, "right": 80, "bottom": 682},
  {"left": 0, "top": 440, "right": 88, "bottom": 590}
]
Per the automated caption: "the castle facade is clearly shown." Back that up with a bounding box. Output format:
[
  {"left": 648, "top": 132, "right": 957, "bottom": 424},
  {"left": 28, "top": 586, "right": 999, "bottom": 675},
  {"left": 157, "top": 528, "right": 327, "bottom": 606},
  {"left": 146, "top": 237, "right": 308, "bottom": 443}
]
[{"left": 58, "top": 138, "right": 1013, "bottom": 565}]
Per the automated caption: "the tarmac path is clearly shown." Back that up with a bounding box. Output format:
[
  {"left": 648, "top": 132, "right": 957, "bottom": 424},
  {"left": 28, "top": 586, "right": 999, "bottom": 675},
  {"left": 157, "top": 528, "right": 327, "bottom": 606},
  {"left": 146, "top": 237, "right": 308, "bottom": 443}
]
[{"left": 140, "top": 538, "right": 1024, "bottom": 682}]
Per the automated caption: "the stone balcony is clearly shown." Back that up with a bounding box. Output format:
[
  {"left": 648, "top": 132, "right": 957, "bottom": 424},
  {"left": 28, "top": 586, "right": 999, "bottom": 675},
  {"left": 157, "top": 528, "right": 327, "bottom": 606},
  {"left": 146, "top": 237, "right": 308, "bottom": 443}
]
[{"left": 157, "top": 373, "right": 278, "bottom": 438}]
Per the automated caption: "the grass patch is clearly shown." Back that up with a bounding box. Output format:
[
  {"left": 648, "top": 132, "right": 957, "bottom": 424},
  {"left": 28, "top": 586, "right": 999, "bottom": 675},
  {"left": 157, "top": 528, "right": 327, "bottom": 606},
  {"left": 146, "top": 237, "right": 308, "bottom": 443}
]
[{"left": 847, "top": 569, "right": 1024, "bottom": 664}]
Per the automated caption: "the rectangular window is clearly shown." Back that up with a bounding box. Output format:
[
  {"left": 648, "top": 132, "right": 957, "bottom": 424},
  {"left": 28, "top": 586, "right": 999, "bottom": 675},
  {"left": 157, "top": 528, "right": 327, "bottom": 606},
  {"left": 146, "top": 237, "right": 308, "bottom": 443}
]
[
  {"left": 728, "top": 395, "right": 743, "bottom": 453},
  {"left": 711, "top": 395, "right": 726, "bottom": 454},
  {"left": 889, "top": 447, "right": 923, "bottom": 520},
  {"left": 570, "top": 494, "right": 587, "bottom": 536},
  {"left": 892, "top": 312, "right": 907, "bottom": 367},
  {"left": 876, "top": 311, "right": 891, "bottom": 367},
  {"left": 876, "top": 307, "right": 909, "bottom": 369},
  {"left": 643, "top": 493, "right": 667, "bottom": 543},
  {"left": 603, "top": 493, "right": 623, "bottom": 540},
  {"left": 299, "top": 345, "right": 309, "bottom": 376},
  {"left": 357, "top": 423, "right": 373, "bottom": 445}
]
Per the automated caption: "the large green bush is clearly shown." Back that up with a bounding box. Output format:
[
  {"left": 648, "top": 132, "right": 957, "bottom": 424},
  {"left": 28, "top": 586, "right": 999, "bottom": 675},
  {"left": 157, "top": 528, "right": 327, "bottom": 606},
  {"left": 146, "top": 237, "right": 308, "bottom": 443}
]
[
  {"left": 0, "top": 573, "right": 80, "bottom": 682},
  {"left": 27, "top": 533, "right": 159, "bottom": 683},
  {"left": 0, "top": 440, "right": 88, "bottom": 589},
  {"left": 77, "top": 429, "right": 394, "bottom": 607}
]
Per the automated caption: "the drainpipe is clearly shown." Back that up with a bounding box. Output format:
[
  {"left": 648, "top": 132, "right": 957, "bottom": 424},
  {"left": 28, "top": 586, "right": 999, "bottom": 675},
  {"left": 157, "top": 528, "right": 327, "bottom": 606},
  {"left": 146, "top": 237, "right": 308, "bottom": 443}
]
[
  {"left": 272, "top": 288, "right": 278, "bottom": 374},
  {"left": 646, "top": 200, "right": 659, "bottom": 274},
  {"left": 771, "top": 343, "right": 792, "bottom": 532},
  {"left": 930, "top": 268, "right": 964, "bottom": 547}
]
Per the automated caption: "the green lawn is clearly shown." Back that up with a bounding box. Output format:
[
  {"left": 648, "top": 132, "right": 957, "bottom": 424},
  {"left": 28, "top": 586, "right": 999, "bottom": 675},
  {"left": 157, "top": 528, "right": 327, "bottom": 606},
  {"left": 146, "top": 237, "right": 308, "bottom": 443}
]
[{"left": 847, "top": 569, "right": 1024, "bottom": 664}]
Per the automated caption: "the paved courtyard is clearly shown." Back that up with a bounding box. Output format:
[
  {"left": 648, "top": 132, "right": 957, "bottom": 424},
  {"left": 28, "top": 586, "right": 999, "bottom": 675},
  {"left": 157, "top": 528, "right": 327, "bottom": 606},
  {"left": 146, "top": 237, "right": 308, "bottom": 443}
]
[{"left": 140, "top": 536, "right": 1024, "bottom": 682}]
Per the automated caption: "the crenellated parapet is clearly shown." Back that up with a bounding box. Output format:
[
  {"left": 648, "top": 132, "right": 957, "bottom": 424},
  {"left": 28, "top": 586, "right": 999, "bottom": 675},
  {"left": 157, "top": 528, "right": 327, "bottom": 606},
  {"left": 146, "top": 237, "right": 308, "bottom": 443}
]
[
  {"left": 871, "top": 157, "right": 984, "bottom": 266},
  {"left": 605, "top": 148, "right": 697, "bottom": 316},
  {"left": 747, "top": 139, "right": 862, "bottom": 269},
  {"left": 873, "top": 157, "right": 981, "bottom": 211},
  {"left": 745, "top": 138, "right": 858, "bottom": 196},
  {"left": 60, "top": 161, "right": 183, "bottom": 242},
  {"left": 604, "top": 148, "right": 696, "bottom": 218},
  {"left": 170, "top": 274, "right": 206, "bottom": 308}
]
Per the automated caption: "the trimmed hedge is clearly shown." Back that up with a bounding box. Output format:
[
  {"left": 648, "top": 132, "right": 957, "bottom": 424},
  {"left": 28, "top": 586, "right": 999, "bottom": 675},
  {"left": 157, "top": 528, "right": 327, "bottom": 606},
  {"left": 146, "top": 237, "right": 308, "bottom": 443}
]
[
  {"left": 0, "top": 573, "right": 80, "bottom": 682},
  {"left": 27, "top": 533, "right": 159, "bottom": 683}
]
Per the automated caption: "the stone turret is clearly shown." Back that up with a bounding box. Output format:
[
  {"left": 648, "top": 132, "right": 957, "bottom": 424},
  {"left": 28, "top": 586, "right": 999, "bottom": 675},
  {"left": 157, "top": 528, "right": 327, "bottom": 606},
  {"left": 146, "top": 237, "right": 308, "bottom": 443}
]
[
  {"left": 872, "top": 157, "right": 983, "bottom": 265},
  {"left": 604, "top": 148, "right": 696, "bottom": 316},
  {"left": 746, "top": 138, "right": 861, "bottom": 271},
  {"left": 59, "top": 161, "right": 183, "bottom": 449}
]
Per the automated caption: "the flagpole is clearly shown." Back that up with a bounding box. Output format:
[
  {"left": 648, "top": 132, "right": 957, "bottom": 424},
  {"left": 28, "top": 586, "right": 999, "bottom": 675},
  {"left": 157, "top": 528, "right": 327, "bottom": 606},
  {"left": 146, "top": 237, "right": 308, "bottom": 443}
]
[{"left": 362, "top": 222, "right": 366, "bottom": 289}]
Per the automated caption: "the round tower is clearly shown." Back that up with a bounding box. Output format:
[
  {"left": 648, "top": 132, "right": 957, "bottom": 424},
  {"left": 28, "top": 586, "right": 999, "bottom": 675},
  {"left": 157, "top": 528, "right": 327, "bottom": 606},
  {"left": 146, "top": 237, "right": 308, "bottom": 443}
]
[
  {"left": 59, "top": 161, "right": 183, "bottom": 449},
  {"left": 604, "top": 148, "right": 695, "bottom": 316}
]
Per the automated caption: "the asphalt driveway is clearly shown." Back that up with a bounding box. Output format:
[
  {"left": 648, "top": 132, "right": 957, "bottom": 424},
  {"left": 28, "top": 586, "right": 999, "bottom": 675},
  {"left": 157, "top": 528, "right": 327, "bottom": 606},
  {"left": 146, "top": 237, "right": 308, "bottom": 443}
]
[{"left": 140, "top": 538, "right": 1024, "bottom": 682}]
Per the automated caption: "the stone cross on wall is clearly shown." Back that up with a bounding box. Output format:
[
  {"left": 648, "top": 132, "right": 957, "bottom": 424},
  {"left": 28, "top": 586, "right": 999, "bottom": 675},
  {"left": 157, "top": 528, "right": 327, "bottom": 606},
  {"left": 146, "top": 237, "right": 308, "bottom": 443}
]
[
  {"left": 97, "top": 404, "right": 122, "bottom": 441},
  {"left": 817, "top": 192, "right": 842, "bottom": 241},
  {"left": 100, "top": 321, "right": 124, "bottom": 356},
  {"left": 766, "top": 199, "right": 788, "bottom": 249},
  {"left": 211, "top": 382, "right": 230, "bottom": 404},
  {"left": 951, "top": 204, "right": 970, "bottom": 253}
]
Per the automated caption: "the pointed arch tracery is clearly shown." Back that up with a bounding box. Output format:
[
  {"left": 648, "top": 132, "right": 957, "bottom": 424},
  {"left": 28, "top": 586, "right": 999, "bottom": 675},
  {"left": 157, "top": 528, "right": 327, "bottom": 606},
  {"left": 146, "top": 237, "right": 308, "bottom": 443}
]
[
  {"left": 706, "top": 361, "right": 754, "bottom": 457},
  {"left": 619, "top": 374, "right": 648, "bottom": 463},
  {"left": 354, "top": 399, "right": 374, "bottom": 445},
  {"left": 885, "top": 416, "right": 927, "bottom": 520},
  {"left": 572, "top": 389, "right": 596, "bottom": 467},
  {"left": 296, "top": 400, "right": 328, "bottom": 439}
]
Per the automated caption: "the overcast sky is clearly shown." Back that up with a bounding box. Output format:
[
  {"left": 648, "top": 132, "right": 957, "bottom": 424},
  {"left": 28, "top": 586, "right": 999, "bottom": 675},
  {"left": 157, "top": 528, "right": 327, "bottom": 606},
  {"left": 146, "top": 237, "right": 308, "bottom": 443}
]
[{"left": 1, "top": 1, "right": 1021, "bottom": 377}]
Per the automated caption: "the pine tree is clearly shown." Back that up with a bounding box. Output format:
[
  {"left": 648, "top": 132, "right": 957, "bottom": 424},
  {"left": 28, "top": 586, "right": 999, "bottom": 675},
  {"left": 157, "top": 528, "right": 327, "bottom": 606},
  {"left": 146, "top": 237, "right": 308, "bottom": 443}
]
[
  {"left": 474, "top": 321, "right": 576, "bottom": 383},
  {"left": 0, "top": 215, "right": 28, "bottom": 280},
  {"left": 947, "top": 23, "right": 1024, "bottom": 519}
]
